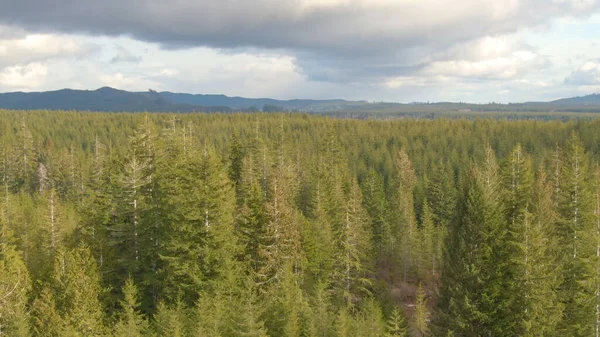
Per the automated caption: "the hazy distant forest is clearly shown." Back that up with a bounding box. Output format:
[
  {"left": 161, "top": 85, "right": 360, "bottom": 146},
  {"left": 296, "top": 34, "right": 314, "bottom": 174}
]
[{"left": 2, "top": 110, "right": 600, "bottom": 336}]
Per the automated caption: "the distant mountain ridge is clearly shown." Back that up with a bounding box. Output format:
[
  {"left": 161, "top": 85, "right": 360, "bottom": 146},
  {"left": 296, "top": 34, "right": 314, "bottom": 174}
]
[
  {"left": 550, "top": 93, "right": 600, "bottom": 105},
  {"left": 0, "top": 87, "right": 230, "bottom": 112},
  {"left": 0, "top": 87, "right": 599, "bottom": 114},
  {"left": 159, "top": 92, "right": 353, "bottom": 111}
]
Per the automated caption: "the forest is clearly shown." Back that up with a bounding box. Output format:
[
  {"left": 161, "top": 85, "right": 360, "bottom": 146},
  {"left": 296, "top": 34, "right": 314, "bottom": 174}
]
[{"left": 1, "top": 109, "right": 600, "bottom": 336}]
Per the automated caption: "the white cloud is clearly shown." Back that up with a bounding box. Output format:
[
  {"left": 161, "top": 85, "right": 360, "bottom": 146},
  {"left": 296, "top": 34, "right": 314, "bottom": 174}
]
[
  {"left": 160, "top": 68, "right": 178, "bottom": 76},
  {"left": 99, "top": 72, "right": 159, "bottom": 90},
  {"left": 0, "top": 29, "right": 96, "bottom": 68},
  {"left": 564, "top": 61, "right": 600, "bottom": 85},
  {"left": 0, "top": 62, "right": 48, "bottom": 89},
  {"left": 426, "top": 50, "right": 545, "bottom": 79}
]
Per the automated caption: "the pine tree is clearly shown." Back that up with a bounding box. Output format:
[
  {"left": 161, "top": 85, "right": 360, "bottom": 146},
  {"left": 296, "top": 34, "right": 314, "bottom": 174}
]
[
  {"left": 31, "top": 287, "right": 66, "bottom": 337},
  {"left": 411, "top": 284, "right": 429, "bottom": 337},
  {"left": 426, "top": 160, "right": 456, "bottom": 227},
  {"left": 523, "top": 169, "right": 563, "bottom": 336},
  {"left": 361, "top": 169, "right": 392, "bottom": 278},
  {"left": 11, "top": 118, "right": 37, "bottom": 193},
  {"left": 159, "top": 144, "right": 237, "bottom": 305},
  {"left": 237, "top": 176, "right": 269, "bottom": 275},
  {"left": 333, "top": 178, "right": 371, "bottom": 306},
  {"left": 261, "top": 262, "right": 302, "bottom": 337},
  {"left": 257, "top": 161, "right": 302, "bottom": 288},
  {"left": 419, "top": 201, "right": 436, "bottom": 279},
  {"left": 0, "top": 211, "right": 31, "bottom": 337},
  {"left": 195, "top": 263, "right": 267, "bottom": 337},
  {"left": 335, "top": 307, "right": 353, "bottom": 337},
  {"left": 394, "top": 148, "right": 418, "bottom": 283},
  {"left": 594, "top": 165, "right": 600, "bottom": 337},
  {"left": 79, "top": 134, "right": 111, "bottom": 270},
  {"left": 108, "top": 116, "right": 158, "bottom": 311},
  {"left": 153, "top": 300, "right": 188, "bottom": 337},
  {"left": 555, "top": 134, "right": 596, "bottom": 336},
  {"left": 306, "top": 193, "right": 336, "bottom": 286},
  {"left": 113, "top": 277, "right": 149, "bottom": 337},
  {"left": 500, "top": 144, "right": 534, "bottom": 334},
  {"left": 356, "top": 298, "right": 385, "bottom": 336},
  {"left": 52, "top": 244, "right": 105, "bottom": 336},
  {"left": 194, "top": 289, "right": 225, "bottom": 337},
  {"left": 385, "top": 306, "right": 407, "bottom": 337},
  {"left": 310, "top": 281, "right": 334, "bottom": 337},
  {"left": 228, "top": 133, "right": 245, "bottom": 202},
  {"left": 304, "top": 133, "right": 346, "bottom": 286},
  {"left": 436, "top": 146, "right": 512, "bottom": 336}
]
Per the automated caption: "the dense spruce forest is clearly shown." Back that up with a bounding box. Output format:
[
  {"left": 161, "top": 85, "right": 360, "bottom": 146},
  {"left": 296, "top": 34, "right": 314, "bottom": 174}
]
[{"left": 2, "top": 109, "right": 600, "bottom": 336}]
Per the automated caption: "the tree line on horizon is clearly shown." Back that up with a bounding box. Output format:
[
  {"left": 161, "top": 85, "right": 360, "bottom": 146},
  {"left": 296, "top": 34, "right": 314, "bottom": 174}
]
[{"left": 1, "top": 110, "right": 600, "bottom": 336}]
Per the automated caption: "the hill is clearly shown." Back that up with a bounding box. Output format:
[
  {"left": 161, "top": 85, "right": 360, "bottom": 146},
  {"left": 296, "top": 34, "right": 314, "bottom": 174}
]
[
  {"left": 0, "top": 87, "right": 230, "bottom": 112},
  {"left": 550, "top": 93, "right": 600, "bottom": 105},
  {"left": 1, "top": 87, "right": 600, "bottom": 116}
]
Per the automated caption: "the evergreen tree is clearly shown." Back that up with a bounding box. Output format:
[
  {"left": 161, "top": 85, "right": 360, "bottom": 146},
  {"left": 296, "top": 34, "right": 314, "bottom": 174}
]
[
  {"left": 10, "top": 118, "right": 37, "bottom": 193},
  {"left": 334, "top": 306, "right": 353, "bottom": 337},
  {"left": 394, "top": 148, "right": 418, "bottom": 282},
  {"left": 159, "top": 144, "right": 237, "bottom": 305},
  {"left": 52, "top": 244, "right": 105, "bottom": 336},
  {"left": 228, "top": 133, "right": 246, "bottom": 202},
  {"left": 555, "top": 134, "right": 596, "bottom": 336},
  {"left": 524, "top": 169, "right": 563, "bottom": 336},
  {"left": 355, "top": 298, "right": 385, "bottom": 336},
  {"left": 436, "top": 146, "right": 513, "bottom": 336},
  {"left": 108, "top": 116, "right": 158, "bottom": 311},
  {"left": 333, "top": 178, "right": 371, "bottom": 306},
  {"left": 237, "top": 176, "right": 269, "bottom": 275},
  {"left": 0, "top": 211, "right": 31, "bottom": 337},
  {"left": 385, "top": 306, "right": 407, "bottom": 337},
  {"left": 154, "top": 300, "right": 188, "bottom": 337},
  {"left": 411, "top": 284, "right": 429, "bottom": 337},
  {"left": 258, "top": 162, "right": 302, "bottom": 287},
  {"left": 361, "top": 169, "right": 392, "bottom": 278},
  {"left": 31, "top": 287, "right": 66, "bottom": 337},
  {"left": 500, "top": 144, "right": 534, "bottom": 334},
  {"left": 426, "top": 160, "right": 456, "bottom": 227},
  {"left": 113, "top": 277, "right": 149, "bottom": 337},
  {"left": 594, "top": 165, "right": 600, "bottom": 337},
  {"left": 419, "top": 201, "right": 436, "bottom": 279},
  {"left": 310, "top": 281, "right": 334, "bottom": 337}
]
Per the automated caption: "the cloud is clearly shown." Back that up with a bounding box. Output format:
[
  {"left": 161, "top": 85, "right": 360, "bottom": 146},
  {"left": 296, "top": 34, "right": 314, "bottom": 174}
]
[
  {"left": 110, "top": 45, "right": 142, "bottom": 63},
  {"left": 425, "top": 49, "right": 547, "bottom": 80},
  {"left": 0, "top": 62, "right": 48, "bottom": 89},
  {"left": 0, "top": 29, "right": 97, "bottom": 68},
  {"left": 564, "top": 61, "right": 600, "bottom": 85},
  {"left": 0, "top": 0, "right": 597, "bottom": 83}
]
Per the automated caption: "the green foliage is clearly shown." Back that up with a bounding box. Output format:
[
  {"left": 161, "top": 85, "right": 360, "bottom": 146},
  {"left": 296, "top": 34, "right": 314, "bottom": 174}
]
[
  {"left": 154, "top": 300, "right": 188, "bottom": 337},
  {"left": 52, "top": 244, "right": 105, "bottom": 336},
  {"left": 385, "top": 306, "right": 407, "bottom": 337},
  {"left": 411, "top": 284, "right": 429, "bottom": 337},
  {"left": 0, "top": 211, "right": 31, "bottom": 336},
  {"left": 2, "top": 110, "right": 600, "bottom": 335},
  {"left": 436, "top": 148, "right": 514, "bottom": 336},
  {"left": 113, "top": 277, "right": 149, "bottom": 337}
]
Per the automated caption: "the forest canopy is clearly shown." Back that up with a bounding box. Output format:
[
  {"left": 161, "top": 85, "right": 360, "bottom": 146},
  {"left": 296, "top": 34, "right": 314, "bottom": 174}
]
[{"left": 1, "top": 109, "right": 600, "bottom": 336}]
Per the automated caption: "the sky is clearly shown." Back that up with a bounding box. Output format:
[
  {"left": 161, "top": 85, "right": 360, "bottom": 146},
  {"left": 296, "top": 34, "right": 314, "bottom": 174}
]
[{"left": 0, "top": 0, "right": 599, "bottom": 103}]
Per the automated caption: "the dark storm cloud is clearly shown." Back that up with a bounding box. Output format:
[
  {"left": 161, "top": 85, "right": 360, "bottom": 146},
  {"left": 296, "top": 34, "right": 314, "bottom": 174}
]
[{"left": 1, "top": 0, "right": 599, "bottom": 82}]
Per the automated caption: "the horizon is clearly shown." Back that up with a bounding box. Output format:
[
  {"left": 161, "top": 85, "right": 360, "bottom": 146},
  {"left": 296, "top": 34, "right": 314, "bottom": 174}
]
[{"left": 0, "top": 86, "right": 598, "bottom": 106}]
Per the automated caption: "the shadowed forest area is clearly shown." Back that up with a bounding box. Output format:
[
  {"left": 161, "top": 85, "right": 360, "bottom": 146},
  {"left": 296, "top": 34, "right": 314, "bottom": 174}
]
[{"left": 2, "top": 110, "right": 600, "bottom": 336}]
